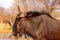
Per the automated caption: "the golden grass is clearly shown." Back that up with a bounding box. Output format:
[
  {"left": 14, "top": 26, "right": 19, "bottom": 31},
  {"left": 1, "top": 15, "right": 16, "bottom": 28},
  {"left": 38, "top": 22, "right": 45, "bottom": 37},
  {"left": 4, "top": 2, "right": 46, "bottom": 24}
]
[{"left": 0, "top": 23, "right": 12, "bottom": 33}]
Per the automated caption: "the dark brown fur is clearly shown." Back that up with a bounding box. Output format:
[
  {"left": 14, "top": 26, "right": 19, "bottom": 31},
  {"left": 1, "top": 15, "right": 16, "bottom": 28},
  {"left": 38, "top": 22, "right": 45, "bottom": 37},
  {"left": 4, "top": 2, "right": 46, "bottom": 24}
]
[{"left": 14, "top": 11, "right": 60, "bottom": 40}]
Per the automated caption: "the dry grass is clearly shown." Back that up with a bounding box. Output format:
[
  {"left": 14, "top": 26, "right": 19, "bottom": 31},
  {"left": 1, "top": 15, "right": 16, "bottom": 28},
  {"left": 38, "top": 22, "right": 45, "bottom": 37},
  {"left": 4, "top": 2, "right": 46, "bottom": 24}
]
[{"left": 0, "top": 23, "right": 12, "bottom": 33}]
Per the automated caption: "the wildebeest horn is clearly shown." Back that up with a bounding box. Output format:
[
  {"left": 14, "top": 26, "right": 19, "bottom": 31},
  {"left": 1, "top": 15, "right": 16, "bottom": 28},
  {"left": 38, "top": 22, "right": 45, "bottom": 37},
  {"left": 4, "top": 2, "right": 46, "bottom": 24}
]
[{"left": 18, "top": 5, "right": 27, "bottom": 17}]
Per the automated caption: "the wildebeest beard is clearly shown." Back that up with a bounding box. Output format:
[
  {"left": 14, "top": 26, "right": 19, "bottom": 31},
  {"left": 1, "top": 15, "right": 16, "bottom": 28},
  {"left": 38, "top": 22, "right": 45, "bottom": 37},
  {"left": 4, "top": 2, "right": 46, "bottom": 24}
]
[{"left": 16, "top": 11, "right": 54, "bottom": 39}]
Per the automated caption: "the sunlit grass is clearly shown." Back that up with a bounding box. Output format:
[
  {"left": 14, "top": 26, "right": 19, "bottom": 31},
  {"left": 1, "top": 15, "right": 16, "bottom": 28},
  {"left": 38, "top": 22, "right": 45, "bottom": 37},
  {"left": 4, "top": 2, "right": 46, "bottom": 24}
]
[{"left": 0, "top": 23, "right": 12, "bottom": 33}]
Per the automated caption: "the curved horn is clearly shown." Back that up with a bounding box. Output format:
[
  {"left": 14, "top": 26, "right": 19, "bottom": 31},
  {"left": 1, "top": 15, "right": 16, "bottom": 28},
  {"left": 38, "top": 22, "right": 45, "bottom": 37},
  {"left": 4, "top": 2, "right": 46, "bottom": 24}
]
[
  {"left": 17, "top": 5, "right": 22, "bottom": 16},
  {"left": 18, "top": 5, "right": 27, "bottom": 17},
  {"left": 18, "top": 0, "right": 27, "bottom": 17}
]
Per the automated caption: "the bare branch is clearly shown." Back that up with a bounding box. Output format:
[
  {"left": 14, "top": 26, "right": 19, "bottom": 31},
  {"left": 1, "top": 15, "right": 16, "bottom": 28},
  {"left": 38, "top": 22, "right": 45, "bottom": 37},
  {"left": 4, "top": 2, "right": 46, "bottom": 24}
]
[{"left": 43, "top": 0, "right": 59, "bottom": 13}]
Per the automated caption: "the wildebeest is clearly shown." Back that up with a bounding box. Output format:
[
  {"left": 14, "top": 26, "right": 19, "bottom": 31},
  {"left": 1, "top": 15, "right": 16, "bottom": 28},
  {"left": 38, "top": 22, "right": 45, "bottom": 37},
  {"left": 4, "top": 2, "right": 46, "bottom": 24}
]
[{"left": 13, "top": 11, "right": 60, "bottom": 40}]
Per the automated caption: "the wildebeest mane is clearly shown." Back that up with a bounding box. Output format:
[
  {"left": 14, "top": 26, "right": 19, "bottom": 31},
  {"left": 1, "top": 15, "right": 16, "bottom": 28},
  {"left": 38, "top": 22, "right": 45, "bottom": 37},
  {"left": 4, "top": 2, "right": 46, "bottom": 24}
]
[{"left": 26, "top": 11, "right": 54, "bottom": 19}]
